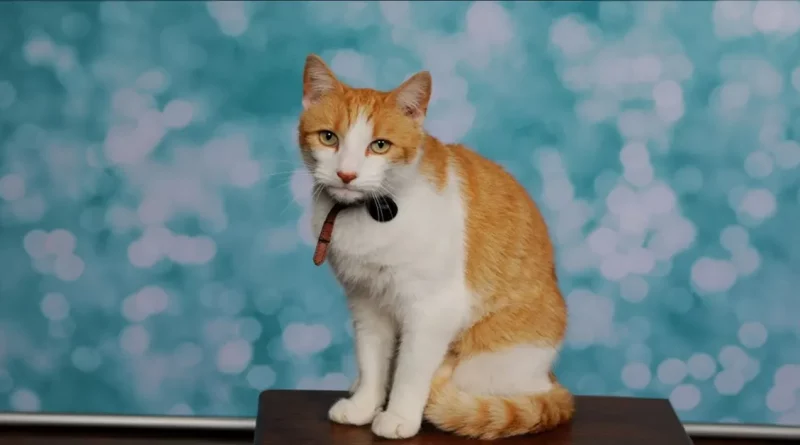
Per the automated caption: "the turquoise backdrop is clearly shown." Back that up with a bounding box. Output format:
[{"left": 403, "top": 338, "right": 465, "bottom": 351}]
[{"left": 1, "top": 0, "right": 799, "bottom": 426}]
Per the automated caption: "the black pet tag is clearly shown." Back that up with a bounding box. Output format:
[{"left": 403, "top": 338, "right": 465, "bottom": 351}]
[{"left": 366, "top": 196, "right": 398, "bottom": 222}]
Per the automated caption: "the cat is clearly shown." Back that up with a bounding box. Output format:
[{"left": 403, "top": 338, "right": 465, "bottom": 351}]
[{"left": 298, "top": 54, "right": 574, "bottom": 440}]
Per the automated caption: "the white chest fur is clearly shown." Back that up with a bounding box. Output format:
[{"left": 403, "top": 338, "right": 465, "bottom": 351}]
[{"left": 310, "top": 175, "right": 468, "bottom": 314}]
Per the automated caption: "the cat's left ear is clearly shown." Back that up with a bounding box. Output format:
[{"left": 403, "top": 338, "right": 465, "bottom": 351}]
[
  {"left": 392, "top": 71, "right": 432, "bottom": 123},
  {"left": 303, "top": 54, "right": 342, "bottom": 110}
]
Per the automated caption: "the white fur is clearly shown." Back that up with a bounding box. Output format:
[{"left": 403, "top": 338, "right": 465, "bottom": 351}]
[
  {"left": 311, "top": 157, "right": 470, "bottom": 438},
  {"left": 337, "top": 112, "right": 372, "bottom": 174},
  {"left": 309, "top": 113, "right": 472, "bottom": 438},
  {"left": 310, "top": 109, "right": 395, "bottom": 204},
  {"left": 309, "top": 114, "right": 558, "bottom": 439},
  {"left": 452, "top": 345, "right": 556, "bottom": 395}
]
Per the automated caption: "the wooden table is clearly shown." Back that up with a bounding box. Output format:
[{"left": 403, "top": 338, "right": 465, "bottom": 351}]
[{"left": 255, "top": 390, "right": 694, "bottom": 444}]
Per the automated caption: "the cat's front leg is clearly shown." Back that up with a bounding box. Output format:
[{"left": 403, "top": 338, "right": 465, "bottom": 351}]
[
  {"left": 328, "top": 294, "right": 395, "bottom": 426},
  {"left": 371, "top": 287, "right": 466, "bottom": 439}
]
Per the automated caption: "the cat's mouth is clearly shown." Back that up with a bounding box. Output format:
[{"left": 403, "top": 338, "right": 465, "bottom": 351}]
[{"left": 325, "top": 185, "right": 367, "bottom": 204}]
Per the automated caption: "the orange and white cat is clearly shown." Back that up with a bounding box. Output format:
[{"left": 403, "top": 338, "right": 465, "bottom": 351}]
[{"left": 298, "top": 54, "right": 574, "bottom": 440}]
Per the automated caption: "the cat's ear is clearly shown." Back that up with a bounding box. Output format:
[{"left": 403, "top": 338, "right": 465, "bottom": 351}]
[
  {"left": 392, "top": 71, "right": 432, "bottom": 123},
  {"left": 303, "top": 54, "right": 342, "bottom": 109}
]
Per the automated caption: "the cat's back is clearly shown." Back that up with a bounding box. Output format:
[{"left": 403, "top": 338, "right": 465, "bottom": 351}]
[{"left": 438, "top": 138, "right": 560, "bottom": 310}]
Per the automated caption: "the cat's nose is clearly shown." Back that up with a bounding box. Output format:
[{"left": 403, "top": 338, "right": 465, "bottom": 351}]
[{"left": 336, "top": 171, "right": 358, "bottom": 184}]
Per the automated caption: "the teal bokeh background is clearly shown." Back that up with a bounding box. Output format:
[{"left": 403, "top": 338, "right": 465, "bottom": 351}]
[{"left": 1, "top": 0, "right": 799, "bottom": 425}]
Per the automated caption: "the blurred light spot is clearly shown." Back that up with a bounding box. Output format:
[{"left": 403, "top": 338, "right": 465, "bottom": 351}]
[
  {"left": 297, "top": 372, "right": 351, "bottom": 391},
  {"left": 246, "top": 365, "right": 276, "bottom": 390},
  {"left": 103, "top": 110, "right": 166, "bottom": 165},
  {"left": 71, "top": 347, "right": 102, "bottom": 372},
  {"left": 775, "top": 365, "right": 800, "bottom": 390},
  {"left": 670, "top": 384, "right": 701, "bottom": 411},
  {"left": 10, "top": 196, "right": 45, "bottom": 223},
  {"left": 719, "top": 345, "right": 750, "bottom": 371},
  {"left": 713, "top": 1, "right": 756, "bottom": 39},
  {"left": 621, "top": 362, "right": 651, "bottom": 389},
  {"left": 792, "top": 66, "right": 800, "bottom": 92},
  {"left": 620, "top": 275, "right": 649, "bottom": 303},
  {"left": 631, "top": 54, "right": 663, "bottom": 83},
  {"left": 0, "top": 370, "right": 12, "bottom": 393},
  {"left": 691, "top": 257, "right": 737, "bottom": 293},
  {"left": 379, "top": 1, "right": 410, "bottom": 27},
  {"left": 282, "top": 323, "right": 332, "bottom": 356},
  {"left": 167, "top": 235, "right": 217, "bottom": 265},
  {"left": 236, "top": 317, "right": 262, "bottom": 342},
  {"left": 766, "top": 386, "right": 796, "bottom": 413},
  {"left": 738, "top": 322, "right": 768, "bottom": 348},
  {"left": 715, "top": 370, "right": 745, "bottom": 395},
  {"left": 653, "top": 80, "right": 685, "bottom": 123},
  {"left": 330, "top": 50, "right": 375, "bottom": 88},
  {"left": 587, "top": 227, "right": 617, "bottom": 256},
  {"left": 123, "top": 286, "right": 170, "bottom": 322},
  {"left": 168, "top": 403, "right": 194, "bottom": 416},
  {"left": 464, "top": 1, "right": 513, "bottom": 48},
  {"left": 744, "top": 151, "right": 774, "bottom": 178},
  {"left": 120, "top": 325, "right": 150, "bottom": 356},
  {"left": 45, "top": 229, "right": 76, "bottom": 256},
  {"left": 40, "top": 292, "right": 69, "bottom": 321},
  {"left": 641, "top": 183, "right": 677, "bottom": 215},
  {"left": 53, "top": 254, "right": 85, "bottom": 281},
  {"left": 137, "top": 196, "right": 171, "bottom": 226},
  {"left": 9, "top": 388, "right": 41, "bottom": 412},
  {"left": 162, "top": 99, "right": 195, "bottom": 129},
  {"left": 658, "top": 358, "right": 688, "bottom": 385},
  {"left": 737, "top": 188, "right": 777, "bottom": 221},
  {"left": 626, "top": 344, "right": 652, "bottom": 364},
  {"left": 136, "top": 69, "right": 169, "bottom": 93},
  {"left": 620, "top": 142, "right": 653, "bottom": 187},
  {"left": 753, "top": 0, "right": 800, "bottom": 34},
  {"left": 106, "top": 205, "right": 138, "bottom": 234},
  {"left": 717, "top": 82, "right": 750, "bottom": 113},
  {"left": 549, "top": 15, "right": 595, "bottom": 58},
  {"left": 23, "top": 36, "right": 55, "bottom": 65},
  {"left": 773, "top": 140, "right": 800, "bottom": 169},
  {"left": 61, "top": 12, "right": 91, "bottom": 38},
  {"left": 229, "top": 159, "right": 261, "bottom": 188},
  {"left": 566, "top": 290, "right": 615, "bottom": 347},
  {"left": 23, "top": 230, "right": 49, "bottom": 259},
  {"left": 0, "top": 81, "right": 17, "bottom": 109},
  {"left": 111, "top": 88, "right": 150, "bottom": 118},
  {"left": 0, "top": 173, "right": 25, "bottom": 201},
  {"left": 217, "top": 290, "right": 246, "bottom": 316},
  {"left": 688, "top": 353, "right": 717, "bottom": 381},
  {"left": 207, "top": 1, "right": 250, "bottom": 37},
  {"left": 216, "top": 339, "right": 253, "bottom": 374},
  {"left": 731, "top": 247, "right": 761, "bottom": 276},
  {"left": 173, "top": 342, "right": 203, "bottom": 368},
  {"left": 720, "top": 225, "right": 749, "bottom": 252}
]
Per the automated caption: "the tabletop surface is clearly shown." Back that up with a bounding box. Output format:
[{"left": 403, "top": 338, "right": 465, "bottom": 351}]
[{"left": 255, "top": 390, "right": 694, "bottom": 445}]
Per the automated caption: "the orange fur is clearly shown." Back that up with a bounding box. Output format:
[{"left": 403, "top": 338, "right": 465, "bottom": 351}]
[
  {"left": 421, "top": 139, "right": 573, "bottom": 440},
  {"left": 299, "top": 54, "right": 573, "bottom": 440}
]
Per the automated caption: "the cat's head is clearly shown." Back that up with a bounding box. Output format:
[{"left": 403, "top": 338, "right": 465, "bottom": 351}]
[{"left": 297, "top": 54, "right": 432, "bottom": 204}]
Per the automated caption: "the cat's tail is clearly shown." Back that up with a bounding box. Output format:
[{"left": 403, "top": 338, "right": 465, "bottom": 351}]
[{"left": 423, "top": 360, "right": 575, "bottom": 440}]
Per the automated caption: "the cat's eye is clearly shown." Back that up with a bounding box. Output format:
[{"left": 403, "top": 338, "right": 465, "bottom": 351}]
[
  {"left": 318, "top": 130, "right": 338, "bottom": 147},
  {"left": 369, "top": 139, "right": 391, "bottom": 154}
]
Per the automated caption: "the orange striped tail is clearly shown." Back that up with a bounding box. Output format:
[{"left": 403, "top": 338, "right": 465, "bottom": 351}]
[{"left": 424, "top": 364, "right": 574, "bottom": 440}]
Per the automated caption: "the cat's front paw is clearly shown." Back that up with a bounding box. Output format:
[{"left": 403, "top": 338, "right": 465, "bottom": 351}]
[
  {"left": 371, "top": 410, "right": 421, "bottom": 439},
  {"left": 328, "top": 397, "right": 379, "bottom": 426}
]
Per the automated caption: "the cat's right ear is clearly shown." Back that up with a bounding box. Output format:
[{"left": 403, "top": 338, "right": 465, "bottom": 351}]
[{"left": 303, "top": 54, "right": 341, "bottom": 110}]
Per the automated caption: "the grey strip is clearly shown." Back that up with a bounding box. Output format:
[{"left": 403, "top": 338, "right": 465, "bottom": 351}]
[
  {"left": 684, "top": 423, "right": 800, "bottom": 440},
  {"left": 0, "top": 413, "right": 255, "bottom": 431},
  {"left": 0, "top": 413, "right": 799, "bottom": 440}
]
